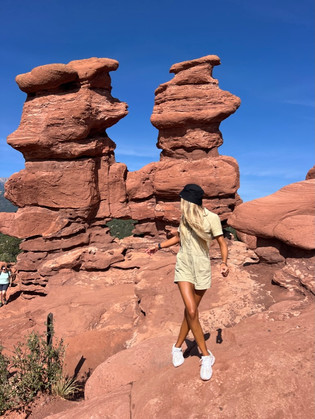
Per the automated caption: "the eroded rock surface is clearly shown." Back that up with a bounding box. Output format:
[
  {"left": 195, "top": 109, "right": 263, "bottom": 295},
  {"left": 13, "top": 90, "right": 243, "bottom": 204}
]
[
  {"left": 0, "top": 55, "right": 242, "bottom": 297},
  {"left": 1, "top": 239, "right": 308, "bottom": 419},
  {"left": 228, "top": 180, "right": 315, "bottom": 295},
  {"left": 228, "top": 180, "right": 315, "bottom": 251}
]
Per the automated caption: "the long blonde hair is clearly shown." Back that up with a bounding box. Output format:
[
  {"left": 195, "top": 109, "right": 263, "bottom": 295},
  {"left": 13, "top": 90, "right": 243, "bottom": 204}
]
[{"left": 179, "top": 199, "right": 210, "bottom": 249}]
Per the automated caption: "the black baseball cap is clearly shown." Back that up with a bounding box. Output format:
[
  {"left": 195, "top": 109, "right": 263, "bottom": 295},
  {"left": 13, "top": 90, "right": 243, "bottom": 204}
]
[{"left": 179, "top": 184, "right": 204, "bottom": 206}]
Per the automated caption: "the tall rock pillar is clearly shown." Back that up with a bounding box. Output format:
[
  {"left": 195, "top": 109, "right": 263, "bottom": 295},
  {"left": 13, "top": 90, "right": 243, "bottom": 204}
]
[
  {"left": 0, "top": 58, "right": 129, "bottom": 296},
  {"left": 127, "top": 55, "right": 242, "bottom": 236}
]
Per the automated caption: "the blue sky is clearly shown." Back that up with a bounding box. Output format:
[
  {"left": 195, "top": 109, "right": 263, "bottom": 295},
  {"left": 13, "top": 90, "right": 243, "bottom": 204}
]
[{"left": 0, "top": 0, "right": 313, "bottom": 201}]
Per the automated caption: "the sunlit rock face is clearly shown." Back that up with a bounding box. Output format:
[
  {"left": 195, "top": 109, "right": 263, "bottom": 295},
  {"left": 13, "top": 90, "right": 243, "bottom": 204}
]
[
  {"left": 1, "top": 58, "right": 129, "bottom": 296},
  {"left": 228, "top": 180, "right": 315, "bottom": 251},
  {"left": 151, "top": 55, "right": 240, "bottom": 160},
  {"left": 0, "top": 55, "right": 242, "bottom": 296},
  {"left": 128, "top": 55, "right": 242, "bottom": 236}
]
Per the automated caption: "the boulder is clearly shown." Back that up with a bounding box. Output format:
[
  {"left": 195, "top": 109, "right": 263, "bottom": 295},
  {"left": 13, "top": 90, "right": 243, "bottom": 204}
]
[
  {"left": 228, "top": 180, "right": 315, "bottom": 250},
  {"left": 306, "top": 165, "right": 315, "bottom": 180}
]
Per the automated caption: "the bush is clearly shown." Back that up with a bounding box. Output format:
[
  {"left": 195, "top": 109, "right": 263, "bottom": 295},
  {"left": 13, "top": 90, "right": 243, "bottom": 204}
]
[
  {"left": 106, "top": 219, "right": 137, "bottom": 239},
  {"left": 223, "top": 226, "right": 239, "bottom": 241},
  {"left": 0, "top": 233, "right": 21, "bottom": 262},
  {"left": 0, "top": 327, "right": 78, "bottom": 415}
]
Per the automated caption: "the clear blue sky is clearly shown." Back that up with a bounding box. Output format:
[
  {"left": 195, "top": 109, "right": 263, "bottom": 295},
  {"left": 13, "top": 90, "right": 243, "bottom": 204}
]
[{"left": 0, "top": 0, "right": 313, "bottom": 201}]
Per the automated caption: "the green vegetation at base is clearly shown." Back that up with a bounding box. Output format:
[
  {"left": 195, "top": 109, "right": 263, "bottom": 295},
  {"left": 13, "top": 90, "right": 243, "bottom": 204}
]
[
  {"left": 0, "top": 233, "right": 22, "bottom": 262},
  {"left": 224, "top": 226, "right": 239, "bottom": 241},
  {"left": 0, "top": 328, "right": 79, "bottom": 415},
  {"left": 0, "top": 181, "right": 17, "bottom": 213},
  {"left": 106, "top": 218, "right": 138, "bottom": 239}
]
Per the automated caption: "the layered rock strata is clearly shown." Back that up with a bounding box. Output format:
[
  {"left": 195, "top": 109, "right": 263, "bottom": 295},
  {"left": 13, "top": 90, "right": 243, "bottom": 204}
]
[
  {"left": 0, "top": 58, "right": 129, "bottom": 296},
  {"left": 228, "top": 180, "right": 315, "bottom": 294},
  {"left": 127, "top": 55, "right": 242, "bottom": 236},
  {"left": 0, "top": 55, "right": 242, "bottom": 296}
]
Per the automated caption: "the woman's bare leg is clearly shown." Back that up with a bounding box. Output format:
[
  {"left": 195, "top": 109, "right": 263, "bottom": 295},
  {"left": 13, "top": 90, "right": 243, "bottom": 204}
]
[
  {"left": 175, "top": 282, "right": 208, "bottom": 356},
  {"left": 175, "top": 287, "right": 206, "bottom": 348}
]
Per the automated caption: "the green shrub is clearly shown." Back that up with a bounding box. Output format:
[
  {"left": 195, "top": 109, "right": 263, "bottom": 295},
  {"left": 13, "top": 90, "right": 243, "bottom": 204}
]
[
  {"left": 224, "top": 226, "right": 239, "bottom": 241},
  {"left": 0, "top": 233, "right": 22, "bottom": 262},
  {"left": 52, "top": 376, "right": 80, "bottom": 399},
  {"left": 106, "top": 219, "right": 137, "bottom": 239},
  {"left": 0, "top": 327, "right": 78, "bottom": 415}
]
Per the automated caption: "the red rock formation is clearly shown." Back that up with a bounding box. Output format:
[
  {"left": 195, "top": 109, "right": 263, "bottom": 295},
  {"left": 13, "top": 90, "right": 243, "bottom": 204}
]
[
  {"left": 0, "top": 57, "right": 314, "bottom": 419},
  {"left": 127, "top": 55, "right": 242, "bottom": 235},
  {"left": 0, "top": 55, "right": 242, "bottom": 296},
  {"left": 306, "top": 165, "right": 315, "bottom": 180},
  {"left": 228, "top": 180, "right": 315, "bottom": 251},
  {"left": 151, "top": 55, "right": 240, "bottom": 160},
  {"left": 228, "top": 180, "right": 315, "bottom": 294},
  {"left": 0, "top": 58, "right": 129, "bottom": 296}
]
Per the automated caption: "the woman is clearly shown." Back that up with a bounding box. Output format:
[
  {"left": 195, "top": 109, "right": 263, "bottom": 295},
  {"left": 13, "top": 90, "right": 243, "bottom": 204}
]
[
  {"left": 0, "top": 265, "right": 12, "bottom": 307},
  {"left": 147, "top": 184, "right": 229, "bottom": 381}
]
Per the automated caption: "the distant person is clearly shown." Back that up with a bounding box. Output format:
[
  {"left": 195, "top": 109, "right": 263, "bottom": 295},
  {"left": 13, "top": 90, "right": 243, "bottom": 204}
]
[
  {"left": 146, "top": 184, "right": 229, "bottom": 381},
  {"left": 0, "top": 265, "right": 12, "bottom": 307}
]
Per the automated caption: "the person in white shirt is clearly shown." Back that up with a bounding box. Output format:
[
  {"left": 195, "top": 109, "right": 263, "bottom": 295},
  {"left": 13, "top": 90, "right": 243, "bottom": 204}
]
[{"left": 0, "top": 265, "right": 12, "bottom": 307}]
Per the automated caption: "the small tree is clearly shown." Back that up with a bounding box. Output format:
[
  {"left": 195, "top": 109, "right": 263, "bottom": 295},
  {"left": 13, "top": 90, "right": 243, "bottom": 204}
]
[{"left": 0, "top": 233, "right": 21, "bottom": 262}]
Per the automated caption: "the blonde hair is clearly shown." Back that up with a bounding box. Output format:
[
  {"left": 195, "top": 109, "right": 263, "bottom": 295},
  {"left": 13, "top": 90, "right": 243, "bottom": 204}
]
[{"left": 179, "top": 199, "right": 210, "bottom": 249}]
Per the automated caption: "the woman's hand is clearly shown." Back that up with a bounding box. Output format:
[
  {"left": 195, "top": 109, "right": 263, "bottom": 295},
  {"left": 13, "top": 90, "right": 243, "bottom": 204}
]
[
  {"left": 145, "top": 245, "right": 158, "bottom": 256},
  {"left": 220, "top": 262, "right": 229, "bottom": 277},
  {"left": 145, "top": 233, "right": 180, "bottom": 256}
]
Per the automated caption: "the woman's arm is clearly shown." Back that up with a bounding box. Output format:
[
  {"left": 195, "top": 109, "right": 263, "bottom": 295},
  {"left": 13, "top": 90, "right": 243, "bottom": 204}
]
[
  {"left": 215, "top": 235, "right": 229, "bottom": 277},
  {"left": 146, "top": 232, "right": 180, "bottom": 255}
]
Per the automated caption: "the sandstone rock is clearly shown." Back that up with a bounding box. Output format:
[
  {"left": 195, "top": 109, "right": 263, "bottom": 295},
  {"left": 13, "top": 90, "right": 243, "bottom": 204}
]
[
  {"left": 254, "top": 246, "right": 285, "bottom": 264},
  {"left": 5, "top": 159, "right": 99, "bottom": 209},
  {"left": 170, "top": 54, "right": 221, "bottom": 73},
  {"left": 88, "top": 226, "right": 114, "bottom": 248},
  {"left": 126, "top": 155, "right": 240, "bottom": 227},
  {"left": 108, "top": 163, "right": 129, "bottom": 218},
  {"left": 132, "top": 222, "right": 158, "bottom": 237},
  {"left": 16, "top": 251, "right": 48, "bottom": 272},
  {"left": 19, "top": 232, "right": 90, "bottom": 252},
  {"left": 228, "top": 180, "right": 315, "bottom": 250},
  {"left": 38, "top": 248, "right": 84, "bottom": 276},
  {"left": 80, "top": 246, "right": 125, "bottom": 270},
  {"left": 84, "top": 336, "right": 175, "bottom": 400},
  {"left": 7, "top": 88, "right": 128, "bottom": 160},
  {"left": 68, "top": 57, "right": 119, "bottom": 86},
  {"left": 46, "top": 387, "right": 131, "bottom": 419},
  {"left": 235, "top": 230, "right": 257, "bottom": 249},
  {"left": 151, "top": 55, "right": 241, "bottom": 159},
  {"left": 273, "top": 256, "right": 315, "bottom": 295},
  {"left": 128, "top": 198, "right": 156, "bottom": 221},
  {"left": 1, "top": 55, "right": 243, "bottom": 298},
  {"left": 153, "top": 156, "right": 239, "bottom": 198},
  {"left": 126, "top": 162, "right": 157, "bottom": 200},
  {"left": 1, "top": 235, "right": 314, "bottom": 418},
  {"left": 15, "top": 63, "right": 78, "bottom": 93},
  {"left": 81, "top": 301, "right": 314, "bottom": 419},
  {"left": 7, "top": 207, "right": 69, "bottom": 239},
  {"left": 306, "top": 165, "right": 315, "bottom": 180}
]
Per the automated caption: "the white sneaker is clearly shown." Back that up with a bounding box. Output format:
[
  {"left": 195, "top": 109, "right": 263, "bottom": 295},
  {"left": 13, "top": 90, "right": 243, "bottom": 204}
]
[
  {"left": 172, "top": 344, "right": 184, "bottom": 367},
  {"left": 200, "top": 350, "right": 215, "bottom": 381}
]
